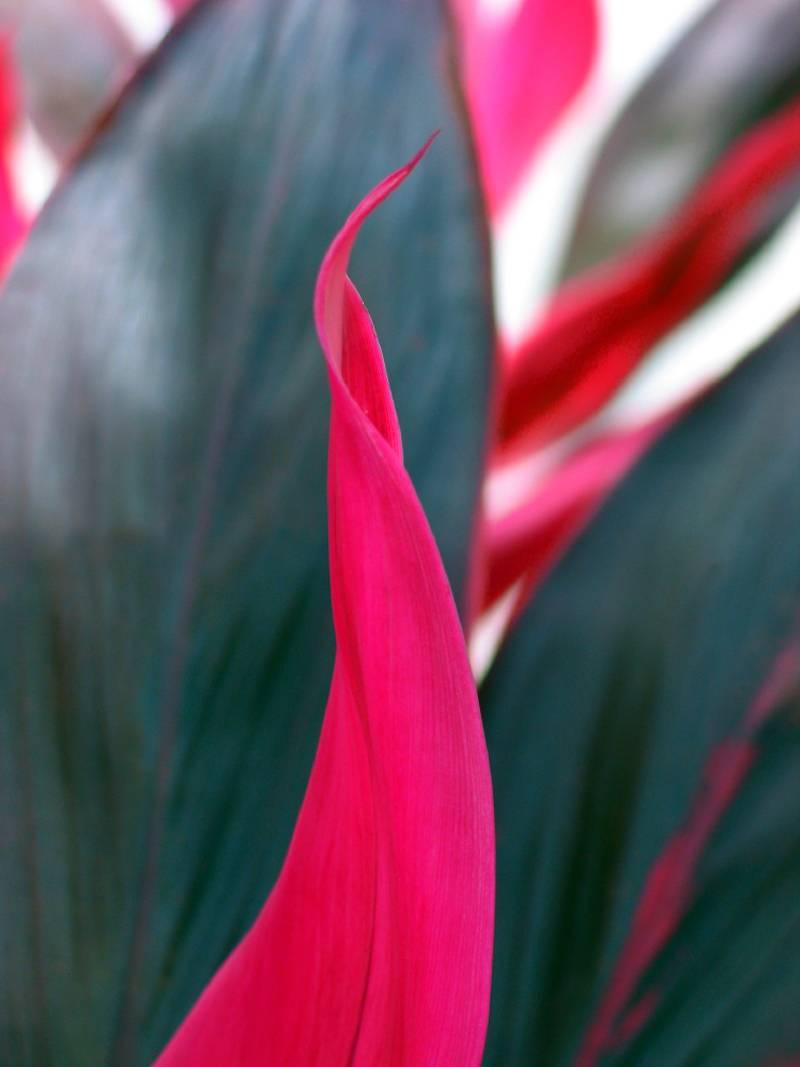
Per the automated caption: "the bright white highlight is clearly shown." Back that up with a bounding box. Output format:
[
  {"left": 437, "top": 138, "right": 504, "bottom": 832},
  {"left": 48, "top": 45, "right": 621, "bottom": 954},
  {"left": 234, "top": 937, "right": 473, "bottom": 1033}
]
[
  {"left": 478, "top": 0, "right": 524, "bottom": 19},
  {"left": 101, "top": 0, "right": 172, "bottom": 52},
  {"left": 469, "top": 582, "right": 521, "bottom": 681},
  {"left": 10, "top": 122, "right": 59, "bottom": 216}
]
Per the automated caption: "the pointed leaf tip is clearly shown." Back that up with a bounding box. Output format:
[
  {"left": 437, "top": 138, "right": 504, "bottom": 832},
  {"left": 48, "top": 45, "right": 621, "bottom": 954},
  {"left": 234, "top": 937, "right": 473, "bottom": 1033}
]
[{"left": 155, "top": 145, "right": 495, "bottom": 1066}]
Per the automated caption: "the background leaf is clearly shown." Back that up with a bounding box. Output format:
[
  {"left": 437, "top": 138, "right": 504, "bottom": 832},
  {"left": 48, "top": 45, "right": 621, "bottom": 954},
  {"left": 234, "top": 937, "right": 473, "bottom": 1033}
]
[
  {"left": 480, "top": 314, "right": 800, "bottom": 1066},
  {"left": 0, "top": 0, "right": 493, "bottom": 1063},
  {"left": 561, "top": 0, "right": 800, "bottom": 277},
  {"left": 2, "top": 0, "right": 135, "bottom": 160}
]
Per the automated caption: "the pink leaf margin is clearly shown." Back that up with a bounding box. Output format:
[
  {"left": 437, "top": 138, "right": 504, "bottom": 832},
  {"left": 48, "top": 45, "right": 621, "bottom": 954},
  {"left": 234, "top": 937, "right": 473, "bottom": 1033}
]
[
  {"left": 154, "top": 140, "right": 495, "bottom": 1067},
  {"left": 0, "top": 36, "right": 28, "bottom": 275}
]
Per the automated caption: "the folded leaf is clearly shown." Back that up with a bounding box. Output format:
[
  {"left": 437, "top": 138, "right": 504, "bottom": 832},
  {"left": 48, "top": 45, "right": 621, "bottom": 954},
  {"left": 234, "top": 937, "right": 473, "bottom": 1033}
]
[
  {"left": 480, "top": 314, "right": 800, "bottom": 1066},
  {"left": 0, "top": 1, "right": 493, "bottom": 1062},
  {"left": 156, "top": 140, "right": 495, "bottom": 1067}
]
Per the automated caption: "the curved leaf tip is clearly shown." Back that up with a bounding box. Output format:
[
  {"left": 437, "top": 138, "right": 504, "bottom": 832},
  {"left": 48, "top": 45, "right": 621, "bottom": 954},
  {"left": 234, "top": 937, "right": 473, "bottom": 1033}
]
[{"left": 155, "top": 139, "right": 494, "bottom": 1066}]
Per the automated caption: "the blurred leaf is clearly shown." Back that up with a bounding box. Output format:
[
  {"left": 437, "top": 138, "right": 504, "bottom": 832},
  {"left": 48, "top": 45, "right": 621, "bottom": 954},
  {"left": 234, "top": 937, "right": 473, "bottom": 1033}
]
[
  {"left": 451, "top": 0, "right": 598, "bottom": 215},
  {"left": 562, "top": 0, "right": 800, "bottom": 277},
  {"left": 0, "top": 0, "right": 493, "bottom": 1063},
  {"left": 481, "top": 315, "right": 800, "bottom": 1066},
  {"left": 0, "top": 36, "right": 26, "bottom": 266},
  {"left": 498, "top": 96, "right": 800, "bottom": 456},
  {"left": 3, "top": 0, "right": 135, "bottom": 158}
]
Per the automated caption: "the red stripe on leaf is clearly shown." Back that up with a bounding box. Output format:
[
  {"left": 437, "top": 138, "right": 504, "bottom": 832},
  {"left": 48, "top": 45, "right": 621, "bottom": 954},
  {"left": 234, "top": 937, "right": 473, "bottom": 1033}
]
[
  {"left": 451, "top": 0, "right": 598, "bottom": 216},
  {"left": 154, "top": 142, "right": 495, "bottom": 1066},
  {"left": 499, "top": 95, "right": 800, "bottom": 456},
  {"left": 573, "top": 635, "right": 800, "bottom": 1067}
]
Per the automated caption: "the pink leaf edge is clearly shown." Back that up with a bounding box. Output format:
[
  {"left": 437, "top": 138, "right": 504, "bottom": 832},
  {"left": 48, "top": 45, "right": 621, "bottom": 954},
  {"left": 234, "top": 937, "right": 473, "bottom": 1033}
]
[
  {"left": 0, "top": 36, "right": 28, "bottom": 275},
  {"left": 155, "top": 140, "right": 495, "bottom": 1067}
]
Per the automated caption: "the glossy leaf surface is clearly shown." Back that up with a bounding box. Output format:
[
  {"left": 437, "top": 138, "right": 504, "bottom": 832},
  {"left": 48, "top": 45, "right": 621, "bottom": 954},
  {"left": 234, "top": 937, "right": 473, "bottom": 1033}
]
[
  {"left": 481, "top": 315, "right": 800, "bottom": 1066},
  {"left": 0, "top": 1, "right": 493, "bottom": 1063}
]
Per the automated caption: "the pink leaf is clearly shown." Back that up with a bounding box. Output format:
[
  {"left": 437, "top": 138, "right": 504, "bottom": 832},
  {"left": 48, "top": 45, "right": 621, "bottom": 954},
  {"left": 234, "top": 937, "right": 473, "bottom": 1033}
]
[
  {"left": 155, "top": 141, "right": 495, "bottom": 1066},
  {"left": 450, "top": 0, "right": 598, "bottom": 216},
  {"left": 0, "top": 37, "right": 28, "bottom": 275}
]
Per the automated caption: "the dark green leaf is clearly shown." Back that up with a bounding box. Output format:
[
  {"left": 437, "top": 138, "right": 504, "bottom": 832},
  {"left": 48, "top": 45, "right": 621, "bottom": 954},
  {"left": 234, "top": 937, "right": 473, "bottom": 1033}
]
[
  {"left": 0, "top": 1, "right": 493, "bottom": 1063},
  {"left": 481, "top": 315, "right": 800, "bottom": 1067}
]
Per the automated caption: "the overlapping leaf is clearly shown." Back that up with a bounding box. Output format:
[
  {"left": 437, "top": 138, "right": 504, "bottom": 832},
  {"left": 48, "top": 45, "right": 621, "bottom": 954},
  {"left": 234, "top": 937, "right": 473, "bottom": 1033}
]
[
  {"left": 481, "top": 314, "right": 800, "bottom": 1066},
  {"left": 0, "top": 0, "right": 493, "bottom": 1062},
  {"left": 470, "top": 102, "right": 800, "bottom": 659},
  {"left": 562, "top": 0, "right": 800, "bottom": 276},
  {"left": 156, "top": 143, "right": 494, "bottom": 1067}
]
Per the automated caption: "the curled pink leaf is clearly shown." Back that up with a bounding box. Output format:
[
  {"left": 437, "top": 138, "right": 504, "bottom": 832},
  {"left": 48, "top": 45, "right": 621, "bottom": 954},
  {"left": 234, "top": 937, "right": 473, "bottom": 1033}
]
[{"left": 155, "top": 141, "right": 495, "bottom": 1067}]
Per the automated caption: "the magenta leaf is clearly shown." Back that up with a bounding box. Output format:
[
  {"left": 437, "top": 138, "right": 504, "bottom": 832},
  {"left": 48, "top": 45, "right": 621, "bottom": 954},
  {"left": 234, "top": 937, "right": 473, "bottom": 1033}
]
[
  {"left": 0, "top": 38, "right": 27, "bottom": 272},
  {"left": 450, "top": 0, "right": 598, "bottom": 215},
  {"left": 155, "top": 144, "right": 495, "bottom": 1066},
  {"left": 0, "top": 1, "right": 493, "bottom": 1062}
]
